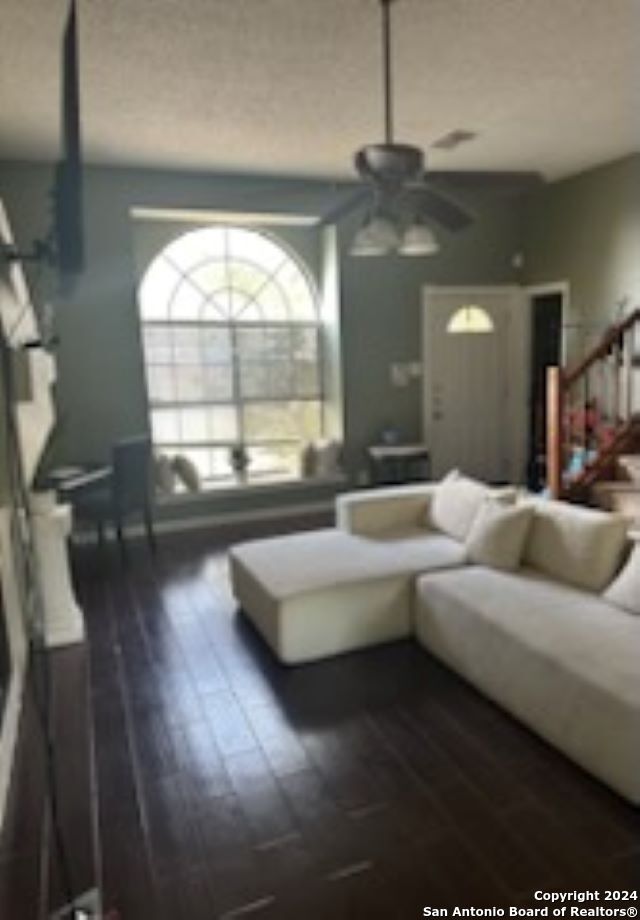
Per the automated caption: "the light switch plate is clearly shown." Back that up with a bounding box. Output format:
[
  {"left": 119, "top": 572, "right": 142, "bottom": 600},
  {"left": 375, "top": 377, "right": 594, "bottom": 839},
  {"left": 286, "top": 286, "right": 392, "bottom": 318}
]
[{"left": 390, "top": 363, "right": 409, "bottom": 387}]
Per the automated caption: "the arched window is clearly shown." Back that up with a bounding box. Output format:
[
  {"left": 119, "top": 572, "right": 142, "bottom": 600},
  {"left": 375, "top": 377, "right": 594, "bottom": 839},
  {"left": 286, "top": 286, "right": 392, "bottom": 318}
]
[{"left": 138, "top": 226, "right": 323, "bottom": 486}]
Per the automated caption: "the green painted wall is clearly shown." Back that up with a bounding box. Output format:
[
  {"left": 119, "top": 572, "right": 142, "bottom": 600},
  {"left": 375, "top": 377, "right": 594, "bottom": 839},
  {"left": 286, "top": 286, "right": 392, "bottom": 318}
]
[
  {"left": 0, "top": 160, "right": 521, "bottom": 517},
  {"left": 336, "top": 199, "right": 522, "bottom": 472},
  {"left": 523, "top": 153, "right": 640, "bottom": 354}
]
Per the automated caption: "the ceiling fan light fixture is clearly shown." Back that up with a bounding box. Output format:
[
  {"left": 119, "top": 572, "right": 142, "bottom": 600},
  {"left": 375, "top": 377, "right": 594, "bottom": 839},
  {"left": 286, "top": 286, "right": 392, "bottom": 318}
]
[
  {"left": 398, "top": 220, "right": 439, "bottom": 256},
  {"left": 350, "top": 213, "right": 399, "bottom": 256}
]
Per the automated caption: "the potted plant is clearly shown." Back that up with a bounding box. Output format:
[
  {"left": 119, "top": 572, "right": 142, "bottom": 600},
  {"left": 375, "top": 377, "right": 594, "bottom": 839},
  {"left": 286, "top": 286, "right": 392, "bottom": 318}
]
[{"left": 229, "top": 444, "right": 250, "bottom": 478}]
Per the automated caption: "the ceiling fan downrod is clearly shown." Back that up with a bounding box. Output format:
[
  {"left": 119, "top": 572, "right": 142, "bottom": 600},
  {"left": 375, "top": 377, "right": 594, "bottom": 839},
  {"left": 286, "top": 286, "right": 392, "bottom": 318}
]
[
  {"left": 381, "top": 0, "right": 396, "bottom": 145},
  {"left": 355, "top": 0, "right": 424, "bottom": 186}
]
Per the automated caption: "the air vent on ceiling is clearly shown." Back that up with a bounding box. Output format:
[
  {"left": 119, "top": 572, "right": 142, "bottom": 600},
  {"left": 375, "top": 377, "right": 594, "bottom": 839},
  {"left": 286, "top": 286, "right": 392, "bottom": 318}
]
[{"left": 432, "top": 130, "right": 478, "bottom": 151}]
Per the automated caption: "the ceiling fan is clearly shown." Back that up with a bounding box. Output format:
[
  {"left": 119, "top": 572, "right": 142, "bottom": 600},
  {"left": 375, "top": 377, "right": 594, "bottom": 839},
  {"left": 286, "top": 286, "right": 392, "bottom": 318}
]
[{"left": 327, "top": 0, "right": 542, "bottom": 256}]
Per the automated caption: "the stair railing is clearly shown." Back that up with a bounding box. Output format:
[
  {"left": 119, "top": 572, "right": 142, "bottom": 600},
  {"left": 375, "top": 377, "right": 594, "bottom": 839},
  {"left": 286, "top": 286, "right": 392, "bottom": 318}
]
[{"left": 547, "top": 307, "right": 640, "bottom": 498}]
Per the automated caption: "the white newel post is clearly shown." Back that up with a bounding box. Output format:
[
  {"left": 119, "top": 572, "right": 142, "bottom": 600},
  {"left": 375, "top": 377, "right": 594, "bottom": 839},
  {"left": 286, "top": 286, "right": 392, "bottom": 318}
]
[{"left": 30, "top": 492, "right": 84, "bottom": 648}]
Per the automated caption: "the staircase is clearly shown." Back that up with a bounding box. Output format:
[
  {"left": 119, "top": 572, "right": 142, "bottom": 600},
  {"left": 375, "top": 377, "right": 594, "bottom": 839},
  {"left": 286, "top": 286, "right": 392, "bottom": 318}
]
[
  {"left": 546, "top": 307, "right": 640, "bottom": 526},
  {"left": 592, "top": 455, "right": 640, "bottom": 524}
]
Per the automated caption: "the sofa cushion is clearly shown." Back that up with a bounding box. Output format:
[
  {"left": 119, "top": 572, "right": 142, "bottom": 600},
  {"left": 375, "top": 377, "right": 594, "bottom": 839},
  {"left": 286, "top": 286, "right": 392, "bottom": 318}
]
[
  {"left": 231, "top": 527, "right": 466, "bottom": 601},
  {"left": 414, "top": 566, "right": 640, "bottom": 803},
  {"left": 522, "top": 499, "right": 628, "bottom": 592},
  {"left": 229, "top": 526, "right": 466, "bottom": 664},
  {"left": 428, "top": 472, "right": 489, "bottom": 541},
  {"left": 466, "top": 500, "right": 534, "bottom": 571},
  {"left": 604, "top": 542, "right": 640, "bottom": 615}
]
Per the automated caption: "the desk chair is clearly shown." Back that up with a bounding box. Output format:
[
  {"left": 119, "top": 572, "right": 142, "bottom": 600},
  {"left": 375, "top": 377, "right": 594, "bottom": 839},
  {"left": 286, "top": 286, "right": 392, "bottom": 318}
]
[{"left": 62, "top": 435, "right": 156, "bottom": 552}]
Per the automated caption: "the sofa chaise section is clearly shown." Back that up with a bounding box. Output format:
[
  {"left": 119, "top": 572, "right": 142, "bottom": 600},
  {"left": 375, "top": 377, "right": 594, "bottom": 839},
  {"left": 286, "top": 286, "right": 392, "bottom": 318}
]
[
  {"left": 229, "top": 483, "right": 466, "bottom": 664},
  {"left": 414, "top": 565, "right": 640, "bottom": 804}
]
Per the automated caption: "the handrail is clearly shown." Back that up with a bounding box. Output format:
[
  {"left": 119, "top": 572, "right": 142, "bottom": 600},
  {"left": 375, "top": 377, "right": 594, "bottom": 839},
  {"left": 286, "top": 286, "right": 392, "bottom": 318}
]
[{"left": 564, "top": 307, "right": 640, "bottom": 387}]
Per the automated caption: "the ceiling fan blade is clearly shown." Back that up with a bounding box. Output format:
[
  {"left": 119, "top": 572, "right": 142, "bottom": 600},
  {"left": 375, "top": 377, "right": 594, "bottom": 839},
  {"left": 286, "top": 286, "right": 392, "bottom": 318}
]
[
  {"left": 426, "top": 171, "right": 543, "bottom": 194},
  {"left": 409, "top": 186, "right": 474, "bottom": 233},
  {"left": 318, "top": 187, "right": 371, "bottom": 225}
]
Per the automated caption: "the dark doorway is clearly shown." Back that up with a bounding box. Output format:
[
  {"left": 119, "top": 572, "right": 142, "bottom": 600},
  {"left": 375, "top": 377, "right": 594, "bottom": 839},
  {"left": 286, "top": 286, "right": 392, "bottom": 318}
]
[{"left": 527, "top": 291, "right": 563, "bottom": 491}]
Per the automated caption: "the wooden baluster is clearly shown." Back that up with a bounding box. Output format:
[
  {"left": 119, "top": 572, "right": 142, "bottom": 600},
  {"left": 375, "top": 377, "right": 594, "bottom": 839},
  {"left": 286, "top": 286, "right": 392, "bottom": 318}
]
[
  {"left": 547, "top": 366, "right": 563, "bottom": 499},
  {"left": 624, "top": 327, "right": 632, "bottom": 421},
  {"left": 583, "top": 369, "right": 590, "bottom": 451},
  {"left": 599, "top": 355, "right": 606, "bottom": 444},
  {"left": 613, "top": 339, "right": 621, "bottom": 428},
  {"left": 633, "top": 324, "right": 636, "bottom": 414}
]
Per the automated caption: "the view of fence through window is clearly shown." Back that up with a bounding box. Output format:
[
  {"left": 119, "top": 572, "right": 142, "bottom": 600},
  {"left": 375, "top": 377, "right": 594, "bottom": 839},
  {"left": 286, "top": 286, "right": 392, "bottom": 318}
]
[{"left": 138, "top": 226, "right": 323, "bottom": 487}]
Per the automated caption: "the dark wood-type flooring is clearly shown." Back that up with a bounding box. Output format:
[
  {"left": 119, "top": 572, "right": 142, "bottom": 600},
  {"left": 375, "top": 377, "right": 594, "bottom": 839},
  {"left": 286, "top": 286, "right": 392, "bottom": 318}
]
[{"left": 1, "top": 518, "right": 639, "bottom": 919}]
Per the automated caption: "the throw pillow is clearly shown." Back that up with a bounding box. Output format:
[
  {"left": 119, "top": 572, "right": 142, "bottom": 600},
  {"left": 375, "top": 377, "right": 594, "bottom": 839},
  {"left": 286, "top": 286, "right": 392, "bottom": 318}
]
[
  {"left": 522, "top": 499, "right": 628, "bottom": 593},
  {"left": 173, "top": 454, "right": 201, "bottom": 492},
  {"left": 315, "top": 440, "right": 343, "bottom": 478},
  {"left": 604, "top": 543, "right": 640, "bottom": 615},
  {"left": 300, "top": 442, "right": 317, "bottom": 478},
  {"left": 428, "top": 471, "right": 490, "bottom": 541},
  {"left": 154, "top": 454, "right": 176, "bottom": 495},
  {"left": 466, "top": 500, "right": 534, "bottom": 571}
]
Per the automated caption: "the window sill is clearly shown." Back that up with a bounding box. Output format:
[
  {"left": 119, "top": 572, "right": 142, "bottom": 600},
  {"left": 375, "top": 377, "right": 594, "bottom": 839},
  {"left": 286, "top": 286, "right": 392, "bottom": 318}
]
[{"left": 155, "top": 473, "right": 348, "bottom": 506}]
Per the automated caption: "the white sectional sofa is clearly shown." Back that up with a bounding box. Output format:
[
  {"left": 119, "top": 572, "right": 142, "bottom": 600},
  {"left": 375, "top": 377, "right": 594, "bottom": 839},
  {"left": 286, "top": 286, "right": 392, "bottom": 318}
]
[{"left": 229, "top": 475, "right": 640, "bottom": 804}]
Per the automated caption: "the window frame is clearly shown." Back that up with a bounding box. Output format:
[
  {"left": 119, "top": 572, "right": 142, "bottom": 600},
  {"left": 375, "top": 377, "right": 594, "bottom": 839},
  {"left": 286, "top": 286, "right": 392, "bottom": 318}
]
[{"left": 138, "top": 226, "right": 324, "bottom": 486}]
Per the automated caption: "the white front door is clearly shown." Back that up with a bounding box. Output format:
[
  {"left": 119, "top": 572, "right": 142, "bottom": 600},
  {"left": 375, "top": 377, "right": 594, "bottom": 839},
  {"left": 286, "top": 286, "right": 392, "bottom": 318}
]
[{"left": 423, "top": 287, "right": 523, "bottom": 482}]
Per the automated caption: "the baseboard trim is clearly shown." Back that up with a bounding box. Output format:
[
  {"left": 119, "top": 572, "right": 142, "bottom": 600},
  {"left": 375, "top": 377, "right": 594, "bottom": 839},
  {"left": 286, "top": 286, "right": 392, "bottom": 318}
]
[
  {"left": 44, "top": 610, "right": 86, "bottom": 649},
  {"left": 0, "top": 663, "right": 25, "bottom": 831},
  {"left": 73, "top": 499, "right": 335, "bottom": 545},
  {"left": 0, "top": 508, "right": 28, "bottom": 835}
]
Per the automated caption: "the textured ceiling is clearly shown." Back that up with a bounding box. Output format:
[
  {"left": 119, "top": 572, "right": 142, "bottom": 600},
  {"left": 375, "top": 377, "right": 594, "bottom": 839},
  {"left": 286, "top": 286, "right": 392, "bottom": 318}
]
[{"left": 0, "top": 0, "right": 638, "bottom": 180}]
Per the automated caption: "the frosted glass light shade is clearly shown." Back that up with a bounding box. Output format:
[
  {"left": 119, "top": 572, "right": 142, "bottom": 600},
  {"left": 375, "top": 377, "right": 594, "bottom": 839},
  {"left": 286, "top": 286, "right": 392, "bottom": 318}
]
[
  {"left": 350, "top": 215, "right": 400, "bottom": 256},
  {"left": 398, "top": 222, "right": 439, "bottom": 256},
  {"left": 447, "top": 305, "right": 494, "bottom": 334}
]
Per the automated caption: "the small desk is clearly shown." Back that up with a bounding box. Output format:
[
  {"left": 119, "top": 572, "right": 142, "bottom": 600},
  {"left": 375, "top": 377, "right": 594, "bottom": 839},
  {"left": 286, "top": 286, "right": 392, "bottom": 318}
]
[{"left": 367, "top": 443, "right": 431, "bottom": 486}]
